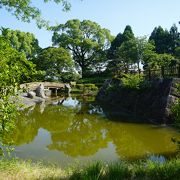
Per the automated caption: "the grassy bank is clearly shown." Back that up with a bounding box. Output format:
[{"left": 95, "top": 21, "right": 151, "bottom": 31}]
[
  {"left": 71, "top": 158, "right": 180, "bottom": 180},
  {"left": 0, "top": 157, "right": 180, "bottom": 180},
  {"left": 0, "top": 159, "right": 67, "bottom": 180}
]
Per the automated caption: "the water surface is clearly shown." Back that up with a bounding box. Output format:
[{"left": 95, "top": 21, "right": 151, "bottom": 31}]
[{"left": 4, "top": 95, "right": 180, "bottom": 167}]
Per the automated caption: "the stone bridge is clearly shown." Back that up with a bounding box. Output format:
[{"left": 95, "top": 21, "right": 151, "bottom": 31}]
[{"left": 20, "top": 82, "right": 71, "bottom": 95}]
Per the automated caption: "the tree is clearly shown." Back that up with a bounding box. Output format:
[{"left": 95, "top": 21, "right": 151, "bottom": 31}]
[
  {"left": 107, "top": 25, "right": 135, "bottom": 59},
  {"left": 169, "top": 24, "right": 180, "bottom": 54},
  {"left": 51, "top": 19, "right": 112, "bottom": 77},
  {"left": 0, "top": 37, "right": 41, "bottom": 142},
  {"left": 142, "top": 42, "right": 174, "bottom": 78},
  {"left": 122, "top": 25, "right": 135, "bottom": 41},
  {"left": 135, "top": 36, "right": 148, "bottom": 74},
  {"left": 149, "top": 26, "right": 171, "bottom": 54},
  {"left": 1, "top": 28, "right": 41, "bottom": 58},
  {"left": 142, "top": 42, "right": 159, "bottom": 69},
  {"left": 116, "top": 39, "right": 138, "bottom": 73},
  {"left": 33, "top": 47, "right": 77, "bottom": 82},
  {"left": 107, "top": 33, "right": 123, "bottom": 59},
  {"left": 0, "top": 0, "right": 71, "bottom": 28},
  {"left": 107, "top": 25, "right": 136, "bottom": 74},
  {"left": 175, "top": 47, "right": 180, "bottom": 60},
  {"left": 0, "top": 37, "right": 40, "bottom": 85}
]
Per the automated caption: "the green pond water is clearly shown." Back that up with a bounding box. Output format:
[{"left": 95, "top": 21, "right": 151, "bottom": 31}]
[{"left": 3, "top": 95, "right": 180, "bottom": 168}]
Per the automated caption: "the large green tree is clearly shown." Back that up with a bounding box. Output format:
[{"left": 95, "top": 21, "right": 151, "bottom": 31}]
[
  {"left": 0, "top": 37, "right": 40, "bottom": 136},
  {"left": 51, "top": 19, "right": 112, "bottom": 77},
  {"left": 107, "top": 25, "right": 136, "bottom": 74},
  {"left": 0, "top": 37, "right": 40, "bottom": 86},
  {"left": 33, "top": 47, "right": 77, "bottom": 82},
  {"left": 116, "top": 39, "right": 138, "bottom": 73},
  {"left": 1, "top": 28, "right": 41, "bottom": 58},
  {"left": 108, "top": 25, "right": 135, "bottom": 59},
  {"left": 149, "top": 26, "right": 171, "bottom": 54},
  {"left": 169, "top": 24, "right": 180, "bottom": 54},
  {"left": 142, "top": 42, "right": 174, "bottom": 73},
  {"left": 175, "top": 47, "right": 180, "bottom": 60},
  {"left": 0, "top": 0, "right": 71, "bottom": 28}
]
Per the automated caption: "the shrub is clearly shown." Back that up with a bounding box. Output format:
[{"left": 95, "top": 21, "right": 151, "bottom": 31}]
[
  {"left": 121, "top": 74, "right": 144, "bottom": 90},
  {"left": 76, "top": 84, "right": 98, "bottom": 91},
  {"left": 171, "top": 83, "right": 180, "bottom": 128},
  {"left": 171, "top": 100, "right": 180, "bottom": 128},
  {"left": 76, "top": 84, "right": 84, "bottom": 90},
  {"left": 77, "top": 76, "right": 108, "bottom": 85}
]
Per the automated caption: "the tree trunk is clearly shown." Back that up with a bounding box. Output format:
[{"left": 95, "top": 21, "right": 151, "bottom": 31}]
[{"left": 81, "top": 66, "right": 86, "bottom": 78}]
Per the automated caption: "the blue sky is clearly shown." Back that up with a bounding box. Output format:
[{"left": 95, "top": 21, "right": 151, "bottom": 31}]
[{"left": 0, "top": 0, "right": 179, "bottom": 48}]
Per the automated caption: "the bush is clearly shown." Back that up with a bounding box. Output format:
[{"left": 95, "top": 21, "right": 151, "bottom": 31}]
[
  {"left": 78, "top": 76, "right": 108, "bottom": 85},
  {"left": 76, "top": 84, "right": 84, "bottom": 90},
  {"left": 121, "top": 74, "right": 144, "bottom": 90},
  {"left": 171, "top": 100, "right": 180, "bottom": 128},
  {"left": 76, "top": 84, "right": 98, "bottom": 91},
  {"left": 171, "top": 83, "right": 180, "bottom": 128}
]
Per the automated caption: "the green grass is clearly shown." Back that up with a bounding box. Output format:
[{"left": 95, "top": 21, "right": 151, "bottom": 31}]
[
  {"left": 70, "top": 158, "right": 180, "bottom": 180},
  {"left": 0, "top": 158, "right": 67, "bottom": 180},
  {"left": 0, "top": 158, "right": 180, "bottom": 180},
  {"left": 77, "top": 76, "right": 108, "bottom": 87}
]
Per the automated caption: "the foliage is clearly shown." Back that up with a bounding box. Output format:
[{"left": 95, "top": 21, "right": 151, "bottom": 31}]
[
  {"left": 70, "top": 162, "right": 104, "bottom": 180},
  {"left": 175, "top": 46, "right": 180, "bottom": 59},
  {"left": 149, "top": 24, "right": 180, "bottom": 55},
  {"left": 149, "top": 26, "right": 171, "bottom": 54},
  {"left": 158, "top": 53, "right": 174, "bottom": 67},
  {"left": 0, "top": 158, "right": 180, "bottom": 180},
  {"left": 121, "top": 74, "right": 144, "bottom": 90},
  {"left": 171, "top": 83, "right": 180, "bottom": 128},
  {"left": 51, "top": 19, "right": 113, "bottom": 77},
  {"left": 169, "top": 24, "right": 180, "bottom": 54},
  {"left": 108, "top": 24, "right": 179, "bottom": 77},
  {"left": 0, "top": 37, "right": 41, "bottom": 154},
  {"left": 0, "top": 0, "right": 72, "bottom": 28},
  {"left": 76, "top": 84, "right": 98, "bottom": 91},
  {"left": 142, "top": 41, "right": 174, "bottom": 78},
  {"left": 117, "top": 39, "right": 138, "bottom": 73},
  {"left": 1, "top": 28, "right": 41, "bottom": 58},
  {"left": 70, "top": 158, "right": 180, "bottom": 180},
  {"left": 33, "top": 47, "right": 77, "bottom": 82},
  {"left": 107, "top": 32, "right": 123, "bottom": 59},
  {"left": 108, "top": 25, "right": 135, "bottom": 60},
  {"left": 78, "top": 76, "right": 108, "bottom": 86},
  {"left": 106, "top": 162, "right": 130, "bottom": 180},
  {"left": 0, "top": 37, "right": 41, "bottom": 84},
  {"left": 0, "top": 158, "right": 67, "bottom": 179},
  {"left": 171, "top": 83, "right": 180, "bottom": 150},
  {"left": 107, "top": 25, "right": 136, "bottom": 74}
]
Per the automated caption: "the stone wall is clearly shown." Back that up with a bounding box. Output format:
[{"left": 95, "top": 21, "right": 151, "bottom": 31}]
[{"left": 97, "top": 78, "right": 180, "bottom": 124}]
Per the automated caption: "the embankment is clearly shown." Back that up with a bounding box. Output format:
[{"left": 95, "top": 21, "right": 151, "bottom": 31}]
[{"left": 97, "top": 78, "right": 180, "bottom": 124}]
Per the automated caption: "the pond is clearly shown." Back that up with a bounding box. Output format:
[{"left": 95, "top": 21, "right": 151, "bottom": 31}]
[{"left": 3, "top": 95, "right": 180, "bottom": 168}]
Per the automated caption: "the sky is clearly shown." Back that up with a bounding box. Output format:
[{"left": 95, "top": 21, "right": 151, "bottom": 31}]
[{"left": 0, "top": 0, "right": 180, "bottom": 48}]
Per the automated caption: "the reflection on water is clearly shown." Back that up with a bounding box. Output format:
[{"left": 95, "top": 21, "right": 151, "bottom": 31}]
[{"left": 3, "top": 95, "right": 180, "bottom": 167}]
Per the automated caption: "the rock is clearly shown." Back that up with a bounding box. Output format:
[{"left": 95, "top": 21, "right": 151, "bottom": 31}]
[
  {"left": 44, "top": 89, "right": 51, "bottom": 96},
  {"left": 27, "top": 91, "right": 36, "bottom": 99},
  {"left": 18, "top": 94, "right": 45, "bottom": 110},
  {"left": 36, "top": 84, "right": 46, "bottom": 98},
  {"left": 97, "top": 78, "right": 180, "bottom": 124},
  {"left": 70, "top": 81, "right": 76, "bottom": 87},
  {"left": 65, "top": 84, "right": 71, "bottom": 93}
]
